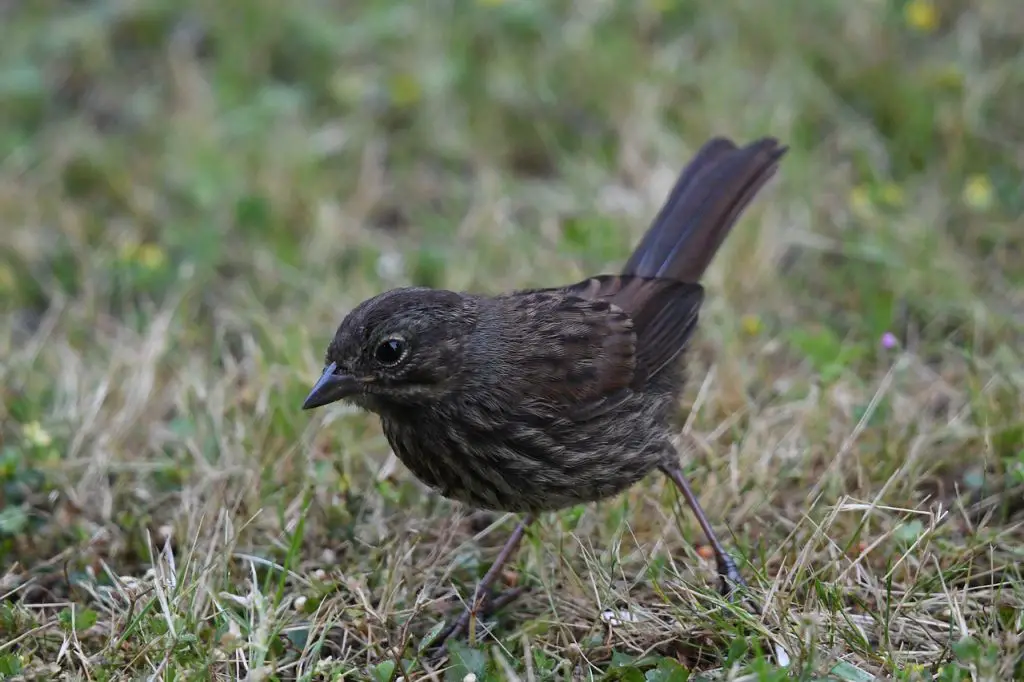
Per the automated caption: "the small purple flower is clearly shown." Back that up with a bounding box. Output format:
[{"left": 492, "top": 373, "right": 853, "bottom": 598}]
[{"left": 880, "top": 332, "right": 898, "bottom": 349}]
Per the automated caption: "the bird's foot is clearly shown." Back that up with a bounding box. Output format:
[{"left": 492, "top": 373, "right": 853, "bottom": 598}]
[
  {"left": 715, "top": 555, "right": 789, "bottom": 666},
  {"left": 426, "top": 586, "right": 527, "bottom": 658},
  {"left": 425, "top": 515, "right": 533, "bottom": 659},
  {"left": 716, "top": 555, "right": 747, "bottom": 596},
  {"left": 716, "top": 555, "right": 761, "bottom": 616}
]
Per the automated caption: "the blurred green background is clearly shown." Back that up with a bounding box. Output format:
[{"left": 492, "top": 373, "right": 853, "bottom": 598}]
[{"left": 1, "top": 0, "right": 1022, "bottom": 679}]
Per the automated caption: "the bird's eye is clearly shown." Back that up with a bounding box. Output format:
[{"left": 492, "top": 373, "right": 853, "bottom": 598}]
[{"left": 374, "top": 337, "right": 407, "bottom": 366}]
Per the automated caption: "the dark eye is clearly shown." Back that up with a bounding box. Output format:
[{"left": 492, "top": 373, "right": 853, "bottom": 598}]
[{"left": 374, "top": 337, "right": 407, "bottom": 366}]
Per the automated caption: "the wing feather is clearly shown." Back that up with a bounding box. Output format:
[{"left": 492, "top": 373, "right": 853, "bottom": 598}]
[
  {"left": 492, "top": 290, "right": 637, "bottom": 421},
  {"left": 558, "top": 275, "right": 704, "bottom": 387}
]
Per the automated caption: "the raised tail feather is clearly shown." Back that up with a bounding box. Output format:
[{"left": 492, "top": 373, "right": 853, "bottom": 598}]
[{"left": 622, "top": 137, "right": 788, "bottom": 283}]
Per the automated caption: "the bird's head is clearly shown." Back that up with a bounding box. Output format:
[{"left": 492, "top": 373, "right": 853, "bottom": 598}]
[{"left": 301, "top": 287, "right": 477, "bottom": 412}]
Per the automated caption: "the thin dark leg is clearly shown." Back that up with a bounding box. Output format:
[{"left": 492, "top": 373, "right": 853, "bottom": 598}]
[
  {"left": 659, "top": 464, "right": 754, "bottom": 604},
  {"left": 434, "top": 514, "right": 534, "bottom": 648}
]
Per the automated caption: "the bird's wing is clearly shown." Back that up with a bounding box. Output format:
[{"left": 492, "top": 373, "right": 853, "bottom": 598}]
[
  {"left": 559, "top": 275, "right": 705, "bottom": 387},
  {"left": 494, "top": 290, "right": 638, "bottom": 420}
]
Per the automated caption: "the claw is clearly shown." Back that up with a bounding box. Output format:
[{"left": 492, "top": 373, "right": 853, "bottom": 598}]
[{"left": 426, "top": 517, "right": 533, "bottom": 658}]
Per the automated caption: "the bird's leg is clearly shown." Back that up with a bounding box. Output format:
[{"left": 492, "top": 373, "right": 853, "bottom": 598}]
[
  {"left": 434, "top": 514, "right": 534, "bottom": 649},
  {"left": 659, "top": 464, "right": 755, "bottom": 607}
]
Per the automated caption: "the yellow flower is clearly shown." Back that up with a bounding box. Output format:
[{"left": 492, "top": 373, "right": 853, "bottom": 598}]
[
  {"left": 931, "top": 64, "right": 963, "bottom": 89},
  {"left": 849, "top": 185, "right": 874, "bottom": 220},
  {"left": 0, "top": 264, "right": 14, "bottom": 293},
  {"left": 387, "top": 72, "right": 422, "bottom": 107},
  {"left": 136, "top": 243, "right": 167, "bottom": 270},
  {"left": 740, "top": 314, "right": 762, "bottom": 336},
  {"left": 962, "top": 174, "right": 994, "bottom": 211},
  {"left": 22, "top": 421, "right": 52, "bottom": 448},
  {"left": 904, "top": 0, "right": 939, "bottom": 33},
  {"left": 879, "top": 183, "right": 905, "bottom": 207}
]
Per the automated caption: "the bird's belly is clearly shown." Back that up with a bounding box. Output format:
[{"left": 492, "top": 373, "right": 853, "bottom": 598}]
[{"left": 380, "top": 413, "right": 667, "bottom": 513}]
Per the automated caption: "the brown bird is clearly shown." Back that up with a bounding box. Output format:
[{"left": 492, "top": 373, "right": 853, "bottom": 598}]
[{"left": 303, "top": 136, "right": 787, "bottom": 647}]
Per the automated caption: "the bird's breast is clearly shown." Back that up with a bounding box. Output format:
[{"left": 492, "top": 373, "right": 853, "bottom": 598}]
[{"left": 377, "top": 398, "right": 670, "bottom": 513}]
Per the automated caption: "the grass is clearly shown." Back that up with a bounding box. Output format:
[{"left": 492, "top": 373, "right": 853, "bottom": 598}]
[{"left": 1, "top": 0, "right": 1023, "bottom": 679}]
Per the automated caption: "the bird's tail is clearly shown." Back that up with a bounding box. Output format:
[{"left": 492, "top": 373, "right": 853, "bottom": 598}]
[{"left": 621, "top": 137, "right": 787, "bottom": 283}]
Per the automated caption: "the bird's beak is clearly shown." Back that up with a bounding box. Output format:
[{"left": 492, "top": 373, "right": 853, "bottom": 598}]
[{"left": 302, "top": 362, "right": 360, "bottom": 410}]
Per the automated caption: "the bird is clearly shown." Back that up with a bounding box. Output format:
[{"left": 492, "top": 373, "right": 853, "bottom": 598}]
[{"left": 302, "top": 135, "right": 787, "bottom": 648}]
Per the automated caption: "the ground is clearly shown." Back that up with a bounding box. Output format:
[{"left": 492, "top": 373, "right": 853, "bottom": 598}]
[{"left": 1, "top": 0, "right": 1022, "bottom": 680}]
